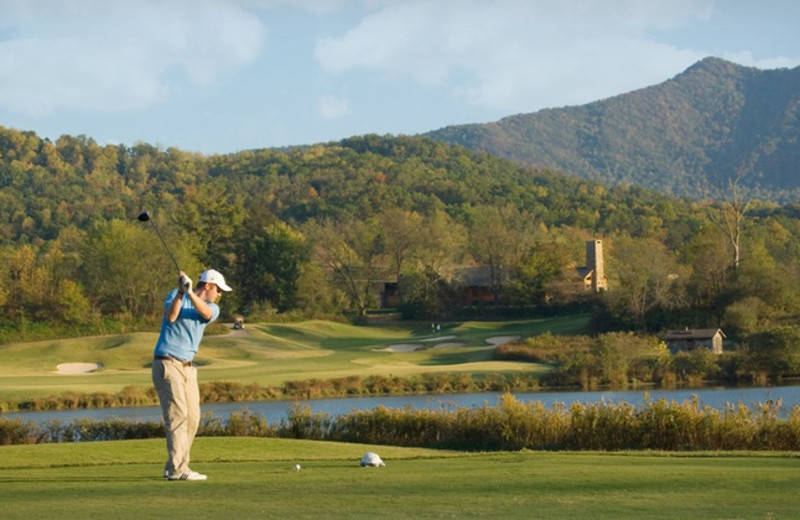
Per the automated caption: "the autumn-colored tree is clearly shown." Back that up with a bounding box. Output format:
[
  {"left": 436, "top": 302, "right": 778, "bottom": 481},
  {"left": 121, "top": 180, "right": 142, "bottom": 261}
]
[
  {"left": 467, "top": 205, "right": 536, "bottom": 304},
  {"left": 682, "top": 225, "right": 730, "bottom": 308},
  {"left": 303, "top": 217, "right": 387, "bottom": 317},
  {"left": 604, "top": 235, "right": 687, "bottom": 330},
  {"left": 81, "top": 220, "right": 200, "bottom": 317},
  {"left": 379, "top": 208, "right": 424, "bottom": 279},
  {"left": 3, "top": 245, "right": 48, "bottom": 319}
]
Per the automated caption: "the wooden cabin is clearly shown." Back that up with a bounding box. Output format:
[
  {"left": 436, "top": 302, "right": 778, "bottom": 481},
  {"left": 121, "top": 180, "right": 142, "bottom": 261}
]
[{"left": 662, "top": 328, "right": 725, "bottom": 355}]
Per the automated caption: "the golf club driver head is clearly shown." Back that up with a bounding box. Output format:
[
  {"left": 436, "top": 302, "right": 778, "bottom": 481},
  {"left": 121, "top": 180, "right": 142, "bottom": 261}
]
[{"left": 136, "top": 209, "right": 181, "bottom": 273}]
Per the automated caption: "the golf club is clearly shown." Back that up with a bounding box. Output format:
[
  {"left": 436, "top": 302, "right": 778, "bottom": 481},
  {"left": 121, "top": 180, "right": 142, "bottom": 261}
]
[{"left": 137, "top": 210, "right": 181, "bottom": 273}]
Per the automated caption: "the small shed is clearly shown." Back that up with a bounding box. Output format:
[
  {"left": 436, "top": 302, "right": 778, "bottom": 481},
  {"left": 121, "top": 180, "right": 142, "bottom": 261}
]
[{"left": 663, "top": 328, "right": 725, "bottom": 355}]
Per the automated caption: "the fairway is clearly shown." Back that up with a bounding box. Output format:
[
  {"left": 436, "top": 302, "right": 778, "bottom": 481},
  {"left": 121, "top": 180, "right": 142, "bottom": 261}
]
[
  {"left": 0, "top": 316, "right": 588, "bottom": 402},
  {"left": 1, "top": 438, "right": 799, "bottom": 519}
]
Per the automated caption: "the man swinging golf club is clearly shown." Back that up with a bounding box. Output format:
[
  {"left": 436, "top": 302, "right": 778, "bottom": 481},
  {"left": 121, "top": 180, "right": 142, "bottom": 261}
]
[{"left": 152, "top": 268, "right": 232, "bottom": 481}]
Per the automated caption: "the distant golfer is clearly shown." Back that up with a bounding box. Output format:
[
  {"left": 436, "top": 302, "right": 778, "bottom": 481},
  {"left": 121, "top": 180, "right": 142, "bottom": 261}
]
[{"left": 152, "top": 269, "right": 232, "bottom": 481}]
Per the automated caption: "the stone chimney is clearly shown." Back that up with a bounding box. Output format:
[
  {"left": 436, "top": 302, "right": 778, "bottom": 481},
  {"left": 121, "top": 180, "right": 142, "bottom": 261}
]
[{"left": 586, "top": 240, "right": 607, "bottom": 291}]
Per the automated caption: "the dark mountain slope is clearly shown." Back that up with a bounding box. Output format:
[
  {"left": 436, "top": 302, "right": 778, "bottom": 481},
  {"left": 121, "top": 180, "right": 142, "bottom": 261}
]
[{"left": 427, "top": 57, "right": 800, "bottom": 202}]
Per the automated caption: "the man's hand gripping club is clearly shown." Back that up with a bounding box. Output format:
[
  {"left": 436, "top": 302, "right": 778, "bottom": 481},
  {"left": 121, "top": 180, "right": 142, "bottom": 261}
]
[{"left": 178, "top": 272, "right": 193, "bottom": 294}]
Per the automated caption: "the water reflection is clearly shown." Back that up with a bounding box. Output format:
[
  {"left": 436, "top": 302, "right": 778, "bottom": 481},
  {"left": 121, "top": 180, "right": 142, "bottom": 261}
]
[{"left": 3, "top": 385, "right": 799, "bottom": 425}]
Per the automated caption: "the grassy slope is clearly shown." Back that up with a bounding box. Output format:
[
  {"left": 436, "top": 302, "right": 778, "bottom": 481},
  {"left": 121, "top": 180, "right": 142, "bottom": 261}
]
[
  {"left": 1, "top": 438, "right": 798, "bottom": 519},
  {"left": 0, "top": 315, "right": 589, "bottom": 402}
]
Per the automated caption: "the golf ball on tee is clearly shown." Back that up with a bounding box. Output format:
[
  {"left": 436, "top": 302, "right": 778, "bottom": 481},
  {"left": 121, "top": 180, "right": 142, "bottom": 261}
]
[{"left": 294, "top": 464, "right": 301, "bottom": 471}]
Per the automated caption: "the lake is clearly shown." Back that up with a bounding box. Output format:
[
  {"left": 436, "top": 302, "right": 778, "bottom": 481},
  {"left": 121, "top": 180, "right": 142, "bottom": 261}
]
[{"left": 3, "top": 384, "right": 800, "bottom": 424}]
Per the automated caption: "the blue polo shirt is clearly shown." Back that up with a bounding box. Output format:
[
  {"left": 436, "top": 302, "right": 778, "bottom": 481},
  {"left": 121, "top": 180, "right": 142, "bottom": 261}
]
[{"left": 153, "top": 289, "right": 220, "bottom": 362}]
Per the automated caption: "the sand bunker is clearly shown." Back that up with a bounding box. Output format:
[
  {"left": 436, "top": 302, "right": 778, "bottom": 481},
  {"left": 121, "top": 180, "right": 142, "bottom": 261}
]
[
  {"left": 379, "top": 336, "right": 520, "bottom": 352},
  {"left": 377, "top": 336, "right": 456, "bottom": 352},
  {"left": 376, "top": 344, "right": 424, "bottom": 352},
  {"left": 55, "top": 362, "right": 103, "bottom": 375},
  {"left": 432, "top": 342, "right": 467, "bottom": 349},
  {"left": 377, "top": 335, "right": 519, "bottom": 353},
  {"left": 485, "top": 336, "right": 521, "bottom": 346},
  {"left": 420, "top": 335, "right": 456, "bottom": 342}
]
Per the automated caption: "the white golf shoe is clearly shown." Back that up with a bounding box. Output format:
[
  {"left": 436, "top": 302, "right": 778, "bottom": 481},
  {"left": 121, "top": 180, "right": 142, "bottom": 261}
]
[{"left": 168, "top": 470, "right": 208, "bottom": 481}]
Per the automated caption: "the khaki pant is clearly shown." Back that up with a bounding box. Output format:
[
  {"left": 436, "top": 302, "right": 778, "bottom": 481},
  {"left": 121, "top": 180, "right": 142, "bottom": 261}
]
[{"left": 152, "top": 358, "right": 200, "bottom": 477}]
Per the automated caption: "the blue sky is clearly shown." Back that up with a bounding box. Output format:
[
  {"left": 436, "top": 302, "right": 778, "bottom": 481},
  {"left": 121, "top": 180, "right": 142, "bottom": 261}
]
[{"left": 1, "top": 0, "right": 798, "bottom": 155}]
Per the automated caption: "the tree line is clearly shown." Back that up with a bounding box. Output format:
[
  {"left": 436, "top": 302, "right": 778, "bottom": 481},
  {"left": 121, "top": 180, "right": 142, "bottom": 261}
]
[{"left": 3, "top": 126, "right": 800, "bottom": 343}]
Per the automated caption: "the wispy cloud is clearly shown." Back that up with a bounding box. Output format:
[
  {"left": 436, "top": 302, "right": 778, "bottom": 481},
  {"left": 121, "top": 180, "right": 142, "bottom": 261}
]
[
  {"left": 0, "top": 0, "right": 797, "bottom": 153},
  {"left": 318, "top": 95, "right": 350, "bottom": 119},
  {"left": 312, "top": 0, "right": 727, "bottom": 112},
  {"left": 0, "top": 0, "right": 264, "bottom": 116}
]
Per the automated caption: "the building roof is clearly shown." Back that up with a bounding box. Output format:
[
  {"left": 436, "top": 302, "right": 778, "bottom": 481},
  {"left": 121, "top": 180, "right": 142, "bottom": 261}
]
[
  {"left": 454, "top": 266, "right": 514, "bottom": 287},
  {"left": 663, "top": 328, "right": 725, "bottom": 341}
]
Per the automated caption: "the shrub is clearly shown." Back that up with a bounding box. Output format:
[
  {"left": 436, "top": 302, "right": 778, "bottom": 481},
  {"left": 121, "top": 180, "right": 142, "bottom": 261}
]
[
  {"left": 222, "top": 408, "right": 276, "bottom": 437},
  {"left": 0, "top": 417, "right": 41, "bottom": 445},
  {"left": 278, "top": 403, "right": 333, "bottom": 440}
]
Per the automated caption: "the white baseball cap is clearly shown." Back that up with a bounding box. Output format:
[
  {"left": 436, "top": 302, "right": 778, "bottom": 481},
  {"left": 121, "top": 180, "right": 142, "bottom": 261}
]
[{"left": 198, "top": 269, "right": 232, "bottom": 292}]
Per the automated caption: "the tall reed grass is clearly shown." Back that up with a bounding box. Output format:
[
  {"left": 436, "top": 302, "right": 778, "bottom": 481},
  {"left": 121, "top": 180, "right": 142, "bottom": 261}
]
[{"left": 3, "top": 394, "right": 800, "bottom": 451}]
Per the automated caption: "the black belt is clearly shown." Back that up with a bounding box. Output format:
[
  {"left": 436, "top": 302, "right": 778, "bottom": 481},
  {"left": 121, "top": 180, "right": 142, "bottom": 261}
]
[{"left": 155, "top": 355, "right": 192, "bottom": 367}]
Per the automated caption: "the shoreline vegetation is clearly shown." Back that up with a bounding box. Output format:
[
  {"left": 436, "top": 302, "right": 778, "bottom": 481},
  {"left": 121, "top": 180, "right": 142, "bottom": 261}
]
[
  {"left": 2, "top": 370, "right": 777, "bottom": 414},
  {"left": 3, "top": 393, "right": 800, "bottom": 451},
  {"left": 2, "top": 373, "right": 543, "bottom": 413}
]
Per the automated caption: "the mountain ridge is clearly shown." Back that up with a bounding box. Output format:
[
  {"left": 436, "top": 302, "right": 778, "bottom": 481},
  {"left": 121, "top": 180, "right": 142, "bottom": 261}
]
[{"left": 426, "top": 57, "right": 800, "bottom": 202}]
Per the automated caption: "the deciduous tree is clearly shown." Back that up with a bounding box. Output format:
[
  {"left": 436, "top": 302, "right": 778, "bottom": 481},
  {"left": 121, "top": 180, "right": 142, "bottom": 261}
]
[
  {"left": 235, "top": 223, "right": 307, "bottom": 312},
  {"left": 604, "top": 235, "right": 687, "bottom": 330},
  {"left": 303, "top": 217, "right": 387, "bottom": 317}
]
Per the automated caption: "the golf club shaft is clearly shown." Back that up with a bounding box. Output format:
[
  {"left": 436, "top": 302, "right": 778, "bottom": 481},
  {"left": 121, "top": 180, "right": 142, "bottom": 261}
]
[
  {"left": 149, "top": 219, "right": 182, "bottom": 273},
  {"left": 137, "top": 210, "right": 181, "bottom": 273}
]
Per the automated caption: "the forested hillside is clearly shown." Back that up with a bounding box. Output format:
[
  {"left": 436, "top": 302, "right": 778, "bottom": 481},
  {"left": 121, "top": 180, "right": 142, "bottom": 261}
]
[
  {"left": 3, "top": 126, "right": 800, "bottom": 359},
  {"left": 426, "top": 57, "right": 800, "bottom": 203}
]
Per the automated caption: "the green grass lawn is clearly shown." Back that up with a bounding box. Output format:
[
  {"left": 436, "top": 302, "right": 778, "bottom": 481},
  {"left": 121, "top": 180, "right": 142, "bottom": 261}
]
[
  {"left": 0, "top": 315, "right": 589, "bottom": 402},
  {"left": 3, "top": 316, "right": 800, "bottom": 518},
  {"left": 1, "top": 438, "right": 798, "bottom": 519}
]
